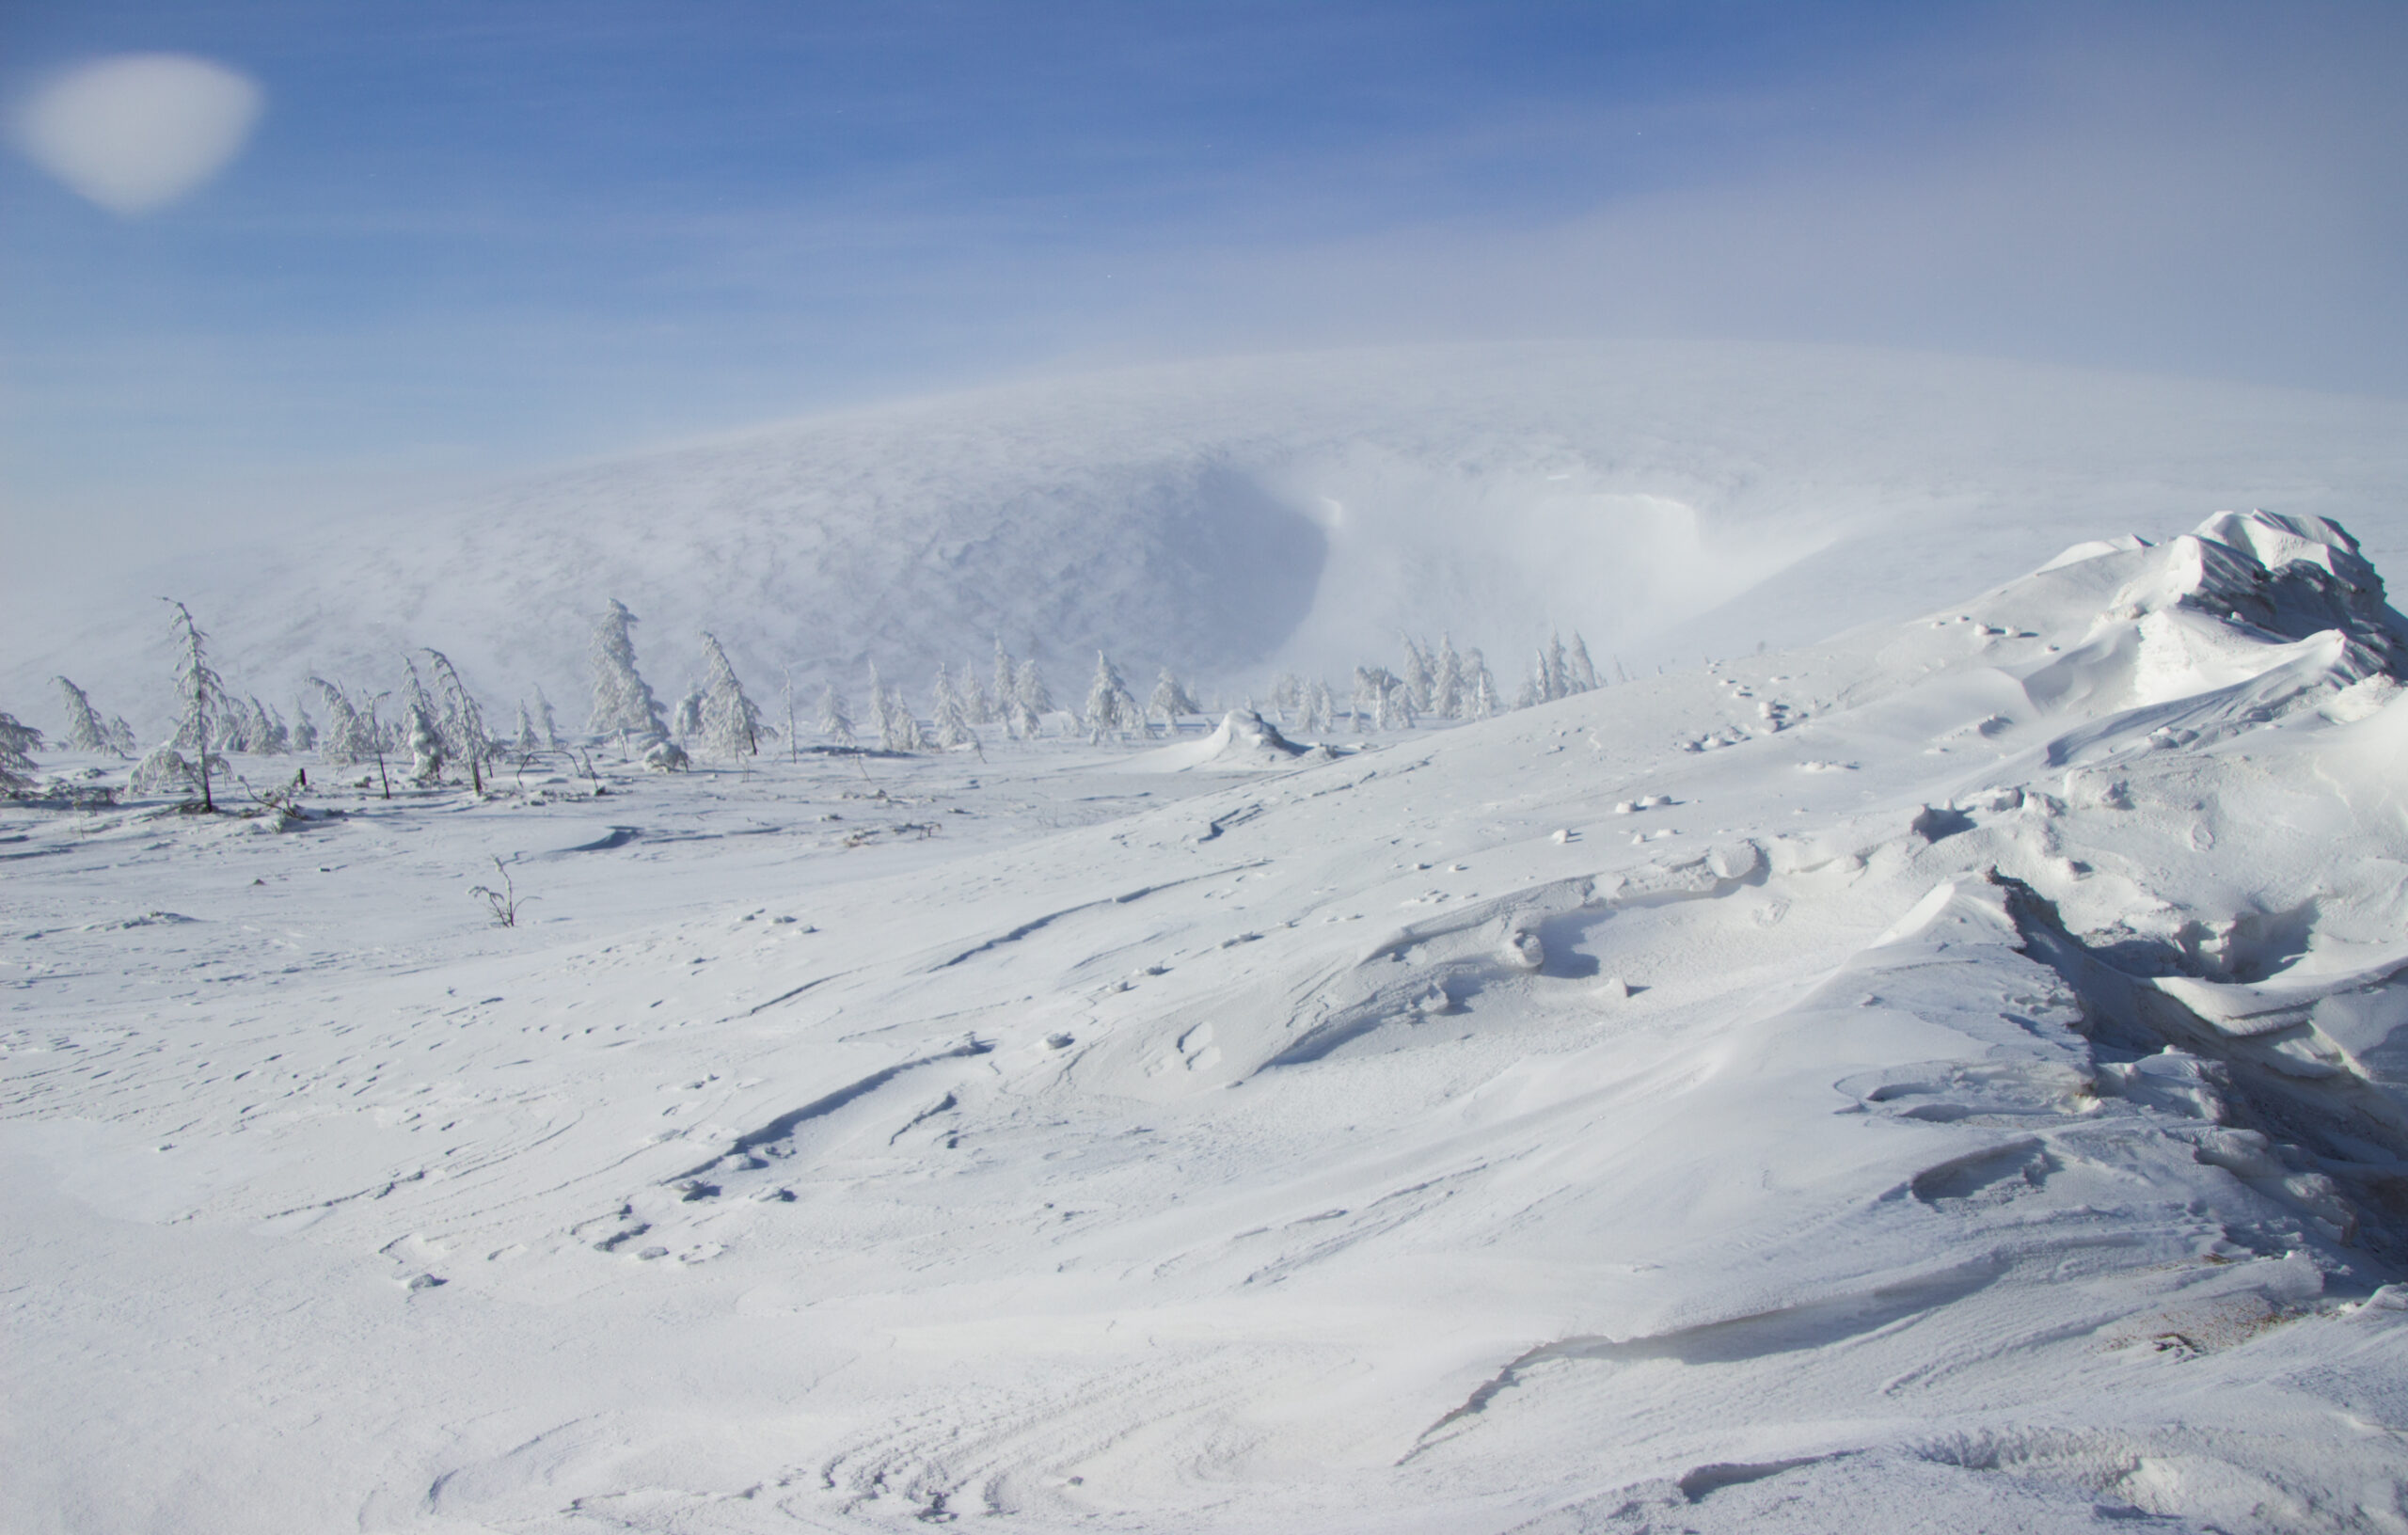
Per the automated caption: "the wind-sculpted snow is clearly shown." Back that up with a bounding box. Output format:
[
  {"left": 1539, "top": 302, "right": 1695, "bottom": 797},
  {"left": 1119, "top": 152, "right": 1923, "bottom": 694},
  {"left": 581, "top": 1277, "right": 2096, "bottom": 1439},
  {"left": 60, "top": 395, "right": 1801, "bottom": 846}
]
[{"left": 8, "top": 509, "right": 2408, "bottom": 1532}]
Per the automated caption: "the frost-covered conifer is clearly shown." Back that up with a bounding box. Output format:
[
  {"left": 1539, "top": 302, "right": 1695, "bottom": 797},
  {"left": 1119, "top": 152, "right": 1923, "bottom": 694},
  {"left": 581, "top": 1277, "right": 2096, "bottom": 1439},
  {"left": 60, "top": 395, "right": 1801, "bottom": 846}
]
[
  {"left": 406, "top": 699, "right": 445, "bottom": 783},
  {"left": 1084, "top": 652, "right": 1141, "bottom": 742},
  {"left": 696, "top": 633, "right": 763, "bottom": 758},
  {"left": 1353, "top": 666, "right": 1402, "bottom": 730},
  {"left": 990, "top": 638, "right": 1018, "bottom": 736},
  {"left": 1517, "top": 651, "right": 1546, "bottom": 710},
  {"left": 105, "top": 716, "right": 137, "bottom": 756},
  {"left": 1434, "top": 637, "right": 1464, "bottom": 720},
  {"left": 247, "top": 697, "right": 290, "bottom": 754},
  {"left": 1014, "top": 657, "right": 1053, "bottom": 738},
  {"left": 425, "top": 649, "right": 496, "bottom": 792},
  {"left": 1149, "top": 668, "right": 1198, "bottom": 732},
  {"left": 310, "top": 677, "right": 373, "bottom": 766},
  {"left": 588, "top": 599, "right": 667, "bottom": 745},
  {"left": 159, "top": 600, "right": 232, "bottom": 811},
  {"left": 1402, "top": 637, "right": 1434, "bottom": 714},
  {"left": 290, "top": 696, "right": 319, "bottom": 754},
  {"left": 818, "top": 682, "right": 856, "bottom": 747},
  {"left": 930, "top": 664, "right": 977, "bottom": 751},
  {"left": 1300, "top": 678, "right": 1331, "bottom": 733},
  {"left": 1464, "top": 649, "right": 1499, "bottom": 719},
  {"left": 515, "top": 702, "right": 543, "bottom": 756},
  {"left": 960, "top": 659, "right": 993, "bottom": 725},
  {"left": 533, "top": 687, "right": 562, "bottom": 750},
  {"left": 53, "top": 677, "right": 115, "bottom": 754},
  {"left": 868, "top": 662, "right": 926, "bottom": 752},
  {"left": 1568, "top": 632, "right": 1600, "bottom": 692},
  {"left": 672, "top": 687, "right": 705, "bottom": 741},
  {"left": 0, "top": 713, "right": 42, "bottom": 796}
]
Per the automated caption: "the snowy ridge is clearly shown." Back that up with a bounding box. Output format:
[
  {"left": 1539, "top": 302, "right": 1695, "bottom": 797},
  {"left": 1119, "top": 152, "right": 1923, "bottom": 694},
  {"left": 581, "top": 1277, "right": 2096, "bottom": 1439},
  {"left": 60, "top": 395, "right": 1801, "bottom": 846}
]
[
  {"left": 12, "top": 340, "right": 2408, "bottom": 737},
  {"left": 6, "top": 510, "right": 2408, "bottom": 1530}
]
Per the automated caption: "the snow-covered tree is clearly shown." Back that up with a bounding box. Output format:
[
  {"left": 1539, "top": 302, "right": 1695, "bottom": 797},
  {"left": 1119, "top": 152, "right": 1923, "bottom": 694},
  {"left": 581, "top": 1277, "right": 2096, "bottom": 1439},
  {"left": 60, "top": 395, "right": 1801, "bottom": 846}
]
[
  {"left": 1568, "top": 632, "right": 1600, "bottom": 693},
  {"left": 671, "top": 686, "right": 705, "bottom": 741},
  {"left": 1149, "top": 668, "right": 1199, "bottom": 732},
  {"left": 1402, "top": 636, "right": 1435, "bottom": 714},
  {"left": 533, "top": 686, "right": 563, "bottom": 749},
  {"left": 1434, "top": 637, "right": 1465, "bottom": 720},
  {"left": 405, "top": 696, "right": 444, "bottom": 783},
  {"left": 1353, "top": 666, "right": 1402, "bottom": 730},
  {"left": 696, "top": 633, "right": 763, "bottom": 759},
  {"left": 425, "top": 649, "right": 496, "bottom": 793},
  {"left": 1464, "top": 648, "right": 1500, "bottom": 719},
  {"left": 588, "top": 599, "right": 667, "bottom": 745},
  {"left": 1517, "top": 650, "right": 1546, "bottom": 710},
  {"left": 961, "top": 658, "right": 993, "bottom": 725},
  {"left": 1013, "top": 657, "right": 1053, "bottom": 739},
  {"left": 245, "top": 696, "right": 290, "bottom": 755},
  {"left": 0, "top": 713, "right": 41, "bottom": 796},
  {"left": 817, "top": 681, "right": 856, "bottom": 747},
  {"left": 930, "top": 663, "right": 977, "bottom": 751},
  {"left": 1084, "top": 652, "right": 1141, "bottom": 742},
  {"left": 990, "top": 638, "right": 1019, "bottom": 736},
  {"left": 289, "top": 696, "right": 318, "bottom": 754},
  {"left": 311, "top": 677, "right": 373, "bottom": 766},
  {"left": 159, "top": 600, "right": 233, "bottom": 811},
  {"left": 53, "top": 677, "right": 114, "bottom": 754},
  {"left": 868, "top": 662, "right": 926, "bottom": 752},
  {"left": 514, "top": 701, "right": 543, "bottom": 757}
]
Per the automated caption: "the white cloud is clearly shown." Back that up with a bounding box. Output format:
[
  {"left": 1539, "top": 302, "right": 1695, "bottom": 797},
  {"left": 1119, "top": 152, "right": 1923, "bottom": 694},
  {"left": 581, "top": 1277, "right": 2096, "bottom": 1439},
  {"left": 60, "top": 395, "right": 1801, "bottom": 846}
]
[{"left": 13, "top": 54, "right": 263, "bottom": 215}]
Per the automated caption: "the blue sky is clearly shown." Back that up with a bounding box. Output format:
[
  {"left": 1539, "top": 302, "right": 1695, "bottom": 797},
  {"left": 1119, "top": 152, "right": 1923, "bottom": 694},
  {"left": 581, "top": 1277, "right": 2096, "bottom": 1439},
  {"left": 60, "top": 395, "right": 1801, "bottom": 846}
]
[{"left": 5, "top": 1, "right": 2406, "bottom": 545}]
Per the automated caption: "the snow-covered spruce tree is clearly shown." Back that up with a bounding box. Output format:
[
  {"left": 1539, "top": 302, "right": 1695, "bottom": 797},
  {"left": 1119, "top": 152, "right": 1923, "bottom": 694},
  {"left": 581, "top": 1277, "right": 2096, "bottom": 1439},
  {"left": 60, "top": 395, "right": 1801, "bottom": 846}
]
[
  {"left": 780, "top": 669, "right": 799, "bottom": 763},
  {"left": 1013, "top": 656, "right": 1053, "bottom": 739},
  {"left": 868, "top": 662, "right": 926, "bottom": 752},
  {"left": 671, "top": 686, "right": 705, "bottom": 741},
  {"left": 515, "top": 701, "right": 543, "bottom": 757},
  {"left": 104, "top": 715, "right": 137, "bottom": 756},
  {"left": 960, "top": 659, "right": 993, "bottom": 725},
  {"left": 249, "top": 696, "right": 291, "bottom": 754},
  {"left": 1434, "top": 636, "right": 1464, "bottom": 720},
  {"left": 290, "top": 696, "right": 318, "bottom": 754},
  {"left": 155, "top": 600, "right": 234, "bottom": 811},
  {"left": 53, "top": 677, "right": 114, "bottom": 754},
  {"left": 404, "top": 695, "right": 445, "bottom": 783},
  {"left": 310, "top": 678, "right": 370, "bottom": 765},
  {"left": 817, "top": 681, "right": 856, "bottom": 748},
  {"left": 1402, "top": 637, "right": 1434, "bottom": 714},
  {"left": 696, "top": 633, "right": 763, "bottom": 759},
  {"left": 990, "top": 638, "right": 1018, "bottom": 737},
  {"left": 0, "top": 713, "right": 41, "bottom": 797},
  {"left": 930, "top": 663, "right": 977, "bottom": 751},
  {"left": 425, "top": 649, "right": 496, "bottom": 793},
  {"left": 1149, "top": 668, "right": 1198, "bottom": 733},
  {"left": 532, "top": 686, "right": 563, "bottom": 750},
  {"left": 1568, "top": 632, "right": 1600, "bottom": 692},
  {"left": 1084, "top": 652, "right": 1141, "bottom": 743},
  {"left": 1464, "top": 648, "right": 1500, "bottom": 719},
  {"left": 588, "top": 599, "right": 667, "bottom": 747}
]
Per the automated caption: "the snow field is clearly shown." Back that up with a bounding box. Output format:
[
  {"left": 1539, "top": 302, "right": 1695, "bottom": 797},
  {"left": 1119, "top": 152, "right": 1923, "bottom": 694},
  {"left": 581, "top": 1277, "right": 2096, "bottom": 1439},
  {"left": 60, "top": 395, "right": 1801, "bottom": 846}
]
[{"left": 6, "top": 512, "right": 2408, "bottom": 1531}]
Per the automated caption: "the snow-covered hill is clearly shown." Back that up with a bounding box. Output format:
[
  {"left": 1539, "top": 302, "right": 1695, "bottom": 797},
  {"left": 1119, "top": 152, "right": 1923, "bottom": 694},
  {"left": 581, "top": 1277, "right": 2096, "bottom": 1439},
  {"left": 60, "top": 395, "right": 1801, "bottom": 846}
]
[
  {"left": 12, "top": 341, "right": 2408, "bottom": 738},
  {"left": 7, "top": 509, "right": 2406, "bottom": 1532}
]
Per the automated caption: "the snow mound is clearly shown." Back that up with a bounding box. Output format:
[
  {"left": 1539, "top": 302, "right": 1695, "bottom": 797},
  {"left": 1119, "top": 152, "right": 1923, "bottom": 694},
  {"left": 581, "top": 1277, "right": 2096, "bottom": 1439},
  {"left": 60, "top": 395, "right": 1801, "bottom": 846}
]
[{"left": 1117, "top": 708, "right": 1323, "bottom": 773}]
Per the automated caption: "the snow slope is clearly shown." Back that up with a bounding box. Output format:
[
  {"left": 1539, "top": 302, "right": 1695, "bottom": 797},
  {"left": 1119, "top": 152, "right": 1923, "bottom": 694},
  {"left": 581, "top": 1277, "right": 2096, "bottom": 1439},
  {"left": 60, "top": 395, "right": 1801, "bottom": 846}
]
[
  {"left": 7, "top": 509, "right": 2408, "bottom": 1532},
  {"left": 11, "top": 341, "right": 2408, "bottom": 737}
]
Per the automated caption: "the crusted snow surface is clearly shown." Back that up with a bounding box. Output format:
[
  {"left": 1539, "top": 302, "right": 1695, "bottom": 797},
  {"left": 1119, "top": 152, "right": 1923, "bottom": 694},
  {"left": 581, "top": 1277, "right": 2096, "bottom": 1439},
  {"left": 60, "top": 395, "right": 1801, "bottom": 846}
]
[{"left": 7, "top": 510, "right": 2408, "bottom": 1533}]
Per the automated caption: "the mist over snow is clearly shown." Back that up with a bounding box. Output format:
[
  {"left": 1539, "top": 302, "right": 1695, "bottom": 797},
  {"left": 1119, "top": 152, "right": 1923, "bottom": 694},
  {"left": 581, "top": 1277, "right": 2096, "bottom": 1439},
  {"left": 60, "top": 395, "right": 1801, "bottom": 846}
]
[{"left": 11, "top": 340, "right": 2408, "bottom": 737}]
